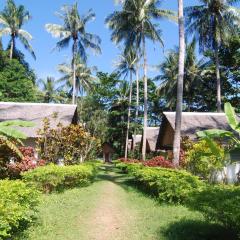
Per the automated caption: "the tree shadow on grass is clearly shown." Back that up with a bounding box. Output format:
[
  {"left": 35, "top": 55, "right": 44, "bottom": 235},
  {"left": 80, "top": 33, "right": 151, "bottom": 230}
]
[{"left": 161, "top": 218, "right": 238, "bottom": 240}]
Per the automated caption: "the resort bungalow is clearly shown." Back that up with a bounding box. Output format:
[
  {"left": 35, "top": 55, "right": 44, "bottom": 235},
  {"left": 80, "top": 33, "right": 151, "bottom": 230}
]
[
  {"left": 0, "top": 102, "right": 78, "bottom": 149},
  {"left": 141, "top": 127, "right": 160, "bottom": 153},
  {"left": 158, "top": 112, "right": 233, "bottom": 150}
]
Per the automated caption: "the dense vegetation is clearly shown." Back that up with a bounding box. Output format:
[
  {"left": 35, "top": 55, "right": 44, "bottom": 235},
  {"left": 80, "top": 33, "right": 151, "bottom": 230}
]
[
  {"left": 116, "top": 161, "right": 240, "bottom": 235},
  {"left": 0, "top": 0, "right": 239, "bottom": 238}
]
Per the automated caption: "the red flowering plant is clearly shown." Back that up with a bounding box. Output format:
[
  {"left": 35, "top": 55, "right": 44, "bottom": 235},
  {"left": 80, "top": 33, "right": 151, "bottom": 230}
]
[
  {"left": 7, "top": 146, "right": 46, "bottom": 178},
  {"left": 143, "top": 156, "right": 175, "bottom": 168}
]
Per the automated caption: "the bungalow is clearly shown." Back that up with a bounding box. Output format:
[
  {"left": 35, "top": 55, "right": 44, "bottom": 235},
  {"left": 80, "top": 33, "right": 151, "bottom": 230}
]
[
  {"left": 158, "top": 112, "right": 233, "bottom": 150},
  {"left": 0, "top": 102, "right": 78, "bottom": 149}
]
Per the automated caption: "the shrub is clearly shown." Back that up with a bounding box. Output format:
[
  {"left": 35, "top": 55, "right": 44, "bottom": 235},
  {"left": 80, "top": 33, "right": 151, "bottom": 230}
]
[
  {"left": 0, "top": 180, "right": 39, "bottom": 239},
  {"left": 185, "top": 140, "right": 225, "bottom": 181},
  {"left": 22, "top": 164, "right": 98, "bottom": 193},
  {"left": 36, "top": 118, "right": 101, "bottom": 164},
  {"left": 143, "top": 156, "right": 174, "bottom": 168},
  {"left": 7, "top": 146, "right": 46, "bottom": 178},
  {"left": 117, "top": 163, "right": 204, "bottom": 203},
  {"left": 187, "top": 185, "right": 240, "bottom": 234}
]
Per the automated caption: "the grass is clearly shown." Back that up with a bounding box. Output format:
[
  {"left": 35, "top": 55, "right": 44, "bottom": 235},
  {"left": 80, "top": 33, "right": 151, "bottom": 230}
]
[{"left": 17, "top": 165, "right": 237, "bottom": 240}]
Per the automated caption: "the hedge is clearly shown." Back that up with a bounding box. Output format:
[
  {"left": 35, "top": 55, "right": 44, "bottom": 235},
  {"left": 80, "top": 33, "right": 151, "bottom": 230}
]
[
  {"left": 117, "top": 162, "right": 240, "bottom": 234},
  {"left": 0, "top": 180, "right": 39, "bottom": 239},
  {"left": 22, "top": 163, "right": 98, "bottom": 193},
  {"left": 116, "top": 162, "right": 204, "bottom": 203},
  {"left": 187, "top": 184, "right": 240, "bottom": 234}
]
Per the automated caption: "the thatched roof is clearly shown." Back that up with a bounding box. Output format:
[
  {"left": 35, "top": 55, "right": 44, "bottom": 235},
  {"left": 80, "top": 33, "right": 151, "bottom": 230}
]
[
  {"left": 146, "top": 127, "right": 160, "bottom": 152},
  {"left": 0, "top": 102, "right": 78, "bottom": 138},
  {"left": 134, "top": 134, "right": 142, "bottom": 145},
  {"left": 163, "top": 112, "right": 233, "bottom": 140}
]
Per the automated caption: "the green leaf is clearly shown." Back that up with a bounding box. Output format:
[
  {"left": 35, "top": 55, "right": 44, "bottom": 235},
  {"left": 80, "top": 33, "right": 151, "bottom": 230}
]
[
  {"left": 197, "top": 129, "right": 233, "bottom": 139},
  {"left": 0, "top": 120, "right": 35, "bottom": 127},
  {"left": 224, "top": 102, "right": 239, "bottom": 132},
  {"left": 204, "top": 137, "right": 222, "bottom": 159},
  {"left": 0, "top": 126, "right": 27, "bottom": 139}
]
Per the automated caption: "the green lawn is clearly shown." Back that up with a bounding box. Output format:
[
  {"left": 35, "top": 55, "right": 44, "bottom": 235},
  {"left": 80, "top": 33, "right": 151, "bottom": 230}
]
[{"left": 18, "top": 165, "right": 236, "bottom": 240}]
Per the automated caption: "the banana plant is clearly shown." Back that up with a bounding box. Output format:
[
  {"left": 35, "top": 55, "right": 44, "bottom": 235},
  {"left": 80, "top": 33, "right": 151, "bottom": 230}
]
[
  {"left": 197, "top": 102, "right": 240, "bottom": 161},
  {"left": 0, "top": 120, "right": 35, "bottom": 159}
]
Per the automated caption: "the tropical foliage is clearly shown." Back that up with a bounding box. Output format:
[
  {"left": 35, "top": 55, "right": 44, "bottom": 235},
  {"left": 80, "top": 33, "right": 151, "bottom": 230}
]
[
  {"left": 36, "top": 118, "right": 100, "bottom": 164},
  {"left": 0, "top": 0, "right": 35, "bottom": 59},
  {"left": 0, "top": 179, "right": 39, "bottom": 239},
  {"left": 197, "top": 102, "right": 240, "bottom": 161},
  {"left": 45, "top": 3, "right": 101, "bottom": 104}
]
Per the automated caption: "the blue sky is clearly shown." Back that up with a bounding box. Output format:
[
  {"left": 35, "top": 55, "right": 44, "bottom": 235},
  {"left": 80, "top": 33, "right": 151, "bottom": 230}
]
[{"left": 1, "top": 0, "right": 197, "bottom": 80}]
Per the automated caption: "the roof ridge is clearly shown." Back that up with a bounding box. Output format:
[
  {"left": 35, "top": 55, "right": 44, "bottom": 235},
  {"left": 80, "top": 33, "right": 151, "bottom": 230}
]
[
  {"left": 163, "top": 112, "right": 226, "bottom": 115},
  {"left": 0, "top": 102, "right": 77, "bottom": 107}
]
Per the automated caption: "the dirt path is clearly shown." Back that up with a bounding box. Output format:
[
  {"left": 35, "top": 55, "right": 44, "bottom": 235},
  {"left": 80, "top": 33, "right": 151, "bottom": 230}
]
[{"left": 85, "top": 169, "right": 135, "bottom": 240}]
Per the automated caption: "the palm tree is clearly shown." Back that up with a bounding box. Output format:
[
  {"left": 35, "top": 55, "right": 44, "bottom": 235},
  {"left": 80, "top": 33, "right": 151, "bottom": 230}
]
[
  {"left": 45, "top": 3, "right": 101, "bottom": 104},
  {"left": 106, "top": 0, "right": 175, "bottom": 160},
  {"left": 156, "top": 40, "right": 202, "bottom": 110},
  {"left": 173, "top": 0, "right": 185, "bottom": 166},
  {"left": 37, "top": 77, "right": 63, "bottom": 103},
  {"left": 58, "top": 56, "right": 96, "bottom": 102},
  {"left": 111, "top": 80, "right": 130, "bottom": 153},
  {"left": 0, "top": 0, "right": 35, "bottom": 60},
  {"left": 185, "top": 0, "right": 240, "bottom": 112},
  {"left": 114, "top": 48, "right": 137, "bottom": 158}
]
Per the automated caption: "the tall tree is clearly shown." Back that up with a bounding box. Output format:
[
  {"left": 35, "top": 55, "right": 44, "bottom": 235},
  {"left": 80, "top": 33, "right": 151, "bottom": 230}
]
[
  {"left": 185, "top": 0, "right": 240, "bottom": 112},
  {"left": 0, "top": 0, "right": 35, "bottom": 60},
  {"left": 106, "top": 0, "right": 175, "bottom": 160},
  {"left": 156, "top": 39, "right": 202, "bottom": 110},
  {"left": 45, "top": 3, "right": 101, "bottom": 104},
  {"left": 173, "top": 0, "right": 185, "bottom": 166},
  {"left": 58, "top": 56, "right": 96, "bottom": 102},
  {"left": 114, "top": 48, "right": 137, "bottom": 158}
]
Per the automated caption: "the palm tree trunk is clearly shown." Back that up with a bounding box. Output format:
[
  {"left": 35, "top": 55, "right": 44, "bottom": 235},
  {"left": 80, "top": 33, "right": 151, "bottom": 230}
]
[
  {"left": 10, "top": 36, "right": 15, "bottom": 59},
  {"left": 124, "top": 71, "right": 133, "bottom": 159},
  {"left": 173, "top": 0, "right": 185, "bottom": 166},
  {"left": 72, "top": 39, "right": 77, "bottom": 105},
  {"left": 142, "top": 35, "right": 148, "bottom": 161},
  {"left": 133, "top": 62, "right": 139, "bottom": 150},
  {"left": 215, "top": 45, "right": 221, "bottom": 112}
]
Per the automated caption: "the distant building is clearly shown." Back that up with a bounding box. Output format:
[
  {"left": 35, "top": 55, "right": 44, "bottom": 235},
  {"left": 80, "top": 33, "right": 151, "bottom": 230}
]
[{"left": 0, "top": 102, "right": 78, "bottom": 148}]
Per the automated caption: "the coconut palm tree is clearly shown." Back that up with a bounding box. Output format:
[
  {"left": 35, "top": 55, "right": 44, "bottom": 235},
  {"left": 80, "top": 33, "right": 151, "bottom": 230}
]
[
  {"left": 37, "top": 77, "right": 63, "bottom": 103},
  {"left": 45, "top": 3, "right": 101, "bottom": 104},
  {"left": 106, "top": 0, "right": 175, "bottom": 160},
  {"left": 114, "top": 48, "right": 137, "bottom": 158},
  {"left": 0, "top": 0, "right": 35, "bottom": 60},
  {"left": 58, "top": 58, "right": 96, "bottom": 97},
  {"left": 185, "top": 0, "right": 240, "bottom": 112},
  {"left": 156, "top": 39, "right": 203, "bottom": 110},
  {"left": 173, "top": 0, "right": 185, "bottom": 166}
]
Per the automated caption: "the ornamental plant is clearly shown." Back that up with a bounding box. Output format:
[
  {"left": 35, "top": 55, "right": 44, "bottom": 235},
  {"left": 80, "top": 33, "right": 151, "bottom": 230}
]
[
  {"left": 7, "top": 146, "right": 46, "bottom": 179},
  {"left": 187, "top": 184, "right": 240, "bottom": 234},
  {"left": 143, "top": 156, "right": 174, "bottom": 168},
  {"left": 22, "top": 164, "right": 97, "bottom": 193},
  {"left": 197, "top": 102, "right": 240, "bottom": 162},
  {"left": 36, "top": 117, "right": 100, "bottom": 164},
  {"left": 185, "top": 140, "right": 225, "bottom": 181},
  {"left": 0, "top": 179, "right": 39, "bottom": 239}
]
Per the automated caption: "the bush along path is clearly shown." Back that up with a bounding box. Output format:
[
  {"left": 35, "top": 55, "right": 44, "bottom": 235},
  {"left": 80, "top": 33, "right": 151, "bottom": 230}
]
[{"left": 19, "top": 165, "right": 237, "bottom": 240}]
